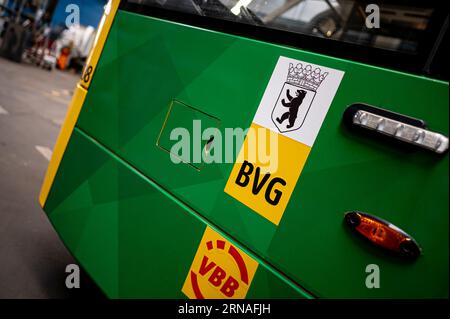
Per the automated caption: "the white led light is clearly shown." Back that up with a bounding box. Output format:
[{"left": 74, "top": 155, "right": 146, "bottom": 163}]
[{"left": 353, "top": 110, "right": 449, "bottom": 154}]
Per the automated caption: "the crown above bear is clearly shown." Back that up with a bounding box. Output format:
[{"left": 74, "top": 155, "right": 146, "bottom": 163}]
[{"left": 286, "top": 63, "right": 328, "bottom": 92}]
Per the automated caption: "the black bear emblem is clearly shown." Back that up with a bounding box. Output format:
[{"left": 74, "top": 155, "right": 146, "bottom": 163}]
[{"left": 276, "top": 89, "right": 307, "bottom": 129}]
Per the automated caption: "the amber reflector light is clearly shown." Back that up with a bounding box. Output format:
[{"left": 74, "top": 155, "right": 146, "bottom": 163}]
[{"left": 345, "top": 212, "right": 421, "bottom": 259}]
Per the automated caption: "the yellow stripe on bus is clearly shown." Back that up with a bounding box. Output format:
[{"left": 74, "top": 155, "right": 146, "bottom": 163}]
[
  {"left": 39, "top": 0, "right": 121, "bottom": 208},
  {"left": 39, "top": 85, "right": 87, "bottom": 208},
  {"left": 80, "top": 0, "right": 121, "bottom": 89}
]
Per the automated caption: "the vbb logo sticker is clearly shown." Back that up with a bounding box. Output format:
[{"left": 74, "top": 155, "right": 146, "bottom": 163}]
[{"left": 182, "top": 227, "right": 258, "bottom": 299}]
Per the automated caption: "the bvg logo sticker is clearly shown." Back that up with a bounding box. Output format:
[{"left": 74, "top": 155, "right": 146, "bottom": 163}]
[
  {"left": 225, "top": 123, "right": 310, "bottom": 225},
  {"left": 182, "top": 227, "right": 258, "bottom": 299},
  {"left": 225, "top": 56, "right": 344, "bottom": 225}
]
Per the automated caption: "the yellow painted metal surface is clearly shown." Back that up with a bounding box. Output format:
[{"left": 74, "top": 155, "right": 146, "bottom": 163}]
[
  {"left": 39, "top": 85, "right": 87, "bottom": 207},
  {"left": 80, "top": 0, "right": 121, "bottom": 90}
]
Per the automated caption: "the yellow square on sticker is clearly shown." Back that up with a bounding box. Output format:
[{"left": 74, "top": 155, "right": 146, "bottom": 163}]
[
  {"left": 224, "top": 123, "right": 311, "bottom": 225},
  {"left": 182, "top": 227, "right": 258, "bottom": 299}
]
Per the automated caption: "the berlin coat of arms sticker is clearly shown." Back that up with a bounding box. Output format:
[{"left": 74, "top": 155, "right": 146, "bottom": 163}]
[{"left": 253, "top": 56, "right": 345, "bottom": 146}]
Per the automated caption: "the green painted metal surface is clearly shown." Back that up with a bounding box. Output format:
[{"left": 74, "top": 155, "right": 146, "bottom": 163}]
[
  {"left": 45, "top": 128, "right": 308, "bottom": 298},
  {"left": 46, "top": 10, "right": 448, "bottom": 298}
]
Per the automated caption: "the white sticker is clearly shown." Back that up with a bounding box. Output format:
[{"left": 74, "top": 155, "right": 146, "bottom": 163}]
[
  {"left": 252, "top": 56, "right": 345, "bottom": 147},
  {"left": 225, "top": 56, "right": 345, "bottom": 225}
]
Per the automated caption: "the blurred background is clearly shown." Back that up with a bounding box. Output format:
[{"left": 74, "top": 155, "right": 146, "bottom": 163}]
[
  {"left": 0, "top": 0, "right": 107, "bottom": 71},
  {"left": 0, "top": 0, "right": 107, "bottom": 298}
]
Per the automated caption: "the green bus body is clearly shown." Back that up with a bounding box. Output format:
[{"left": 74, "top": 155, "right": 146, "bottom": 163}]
[{"left": 40, "top": 4, "right": 449, "bottom": 298}]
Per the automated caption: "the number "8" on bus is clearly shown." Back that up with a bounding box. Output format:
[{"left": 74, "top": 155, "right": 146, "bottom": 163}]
[{"left": 83, "top": 66, "right": 93, "bottom": 83}]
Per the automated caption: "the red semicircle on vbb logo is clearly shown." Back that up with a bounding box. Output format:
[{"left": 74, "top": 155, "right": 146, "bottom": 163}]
[{"left": 182, "top": 227, "right": 258, "bottom": 299}]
